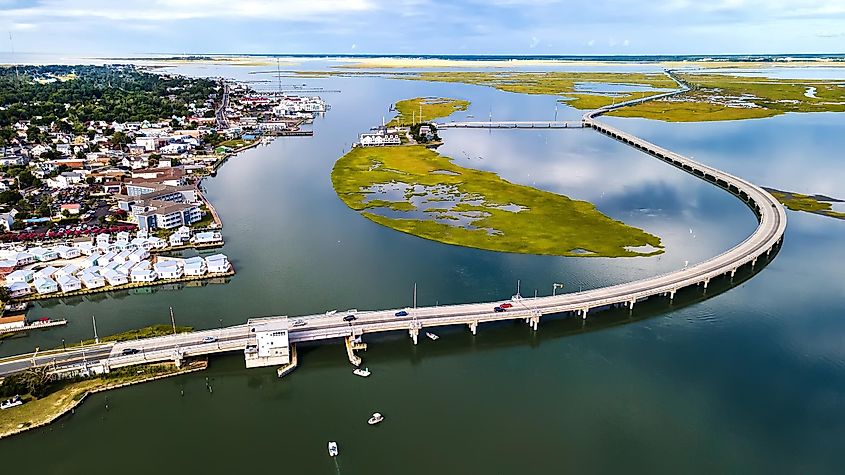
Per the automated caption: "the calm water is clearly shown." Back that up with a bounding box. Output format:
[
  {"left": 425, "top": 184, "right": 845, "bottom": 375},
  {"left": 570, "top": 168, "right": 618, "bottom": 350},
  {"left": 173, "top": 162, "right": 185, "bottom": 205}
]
[{"left": 1, "top": 64, "right": 844, "bottom": 474}]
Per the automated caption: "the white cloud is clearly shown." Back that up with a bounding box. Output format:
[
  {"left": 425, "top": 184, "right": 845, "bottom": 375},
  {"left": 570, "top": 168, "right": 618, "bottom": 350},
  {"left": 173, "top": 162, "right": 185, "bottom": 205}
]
[
  {"left": 2, "top": 0, "right": 377, "bottom": 22},
  {"left": 529, "top": 36, "right": 540, "bottom": 48}
]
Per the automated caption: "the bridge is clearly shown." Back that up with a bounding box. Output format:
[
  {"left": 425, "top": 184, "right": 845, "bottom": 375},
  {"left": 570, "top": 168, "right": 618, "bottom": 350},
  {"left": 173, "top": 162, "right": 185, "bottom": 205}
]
[
  {"left": 0, "top": 71, "right": 786, "bottom": 377},
  {"left": 434, "top": 120, "right": 584, "bottom": 129}
]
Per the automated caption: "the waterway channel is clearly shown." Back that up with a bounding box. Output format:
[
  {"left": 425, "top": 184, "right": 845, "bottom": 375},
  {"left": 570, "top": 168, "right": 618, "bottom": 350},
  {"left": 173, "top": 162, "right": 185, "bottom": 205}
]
[{"left": 1, "top": 62, "right": 843, "bottom": 474}]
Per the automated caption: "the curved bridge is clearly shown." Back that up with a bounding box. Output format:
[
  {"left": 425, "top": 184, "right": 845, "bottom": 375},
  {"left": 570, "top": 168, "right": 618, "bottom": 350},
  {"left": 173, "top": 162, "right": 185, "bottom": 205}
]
[{"left": 0, "top": 73, "right": 787, "bottom": 375}]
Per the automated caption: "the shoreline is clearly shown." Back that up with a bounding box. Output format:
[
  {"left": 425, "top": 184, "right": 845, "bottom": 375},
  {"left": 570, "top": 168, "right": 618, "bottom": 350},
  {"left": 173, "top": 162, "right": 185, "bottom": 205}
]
[{"left": 0, "top": 359, "right": 208, "bottom": 440}]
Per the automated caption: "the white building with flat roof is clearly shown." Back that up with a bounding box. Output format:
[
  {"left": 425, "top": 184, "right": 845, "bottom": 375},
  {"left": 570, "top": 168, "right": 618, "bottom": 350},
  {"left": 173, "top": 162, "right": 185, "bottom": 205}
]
[{"left": 244, "top": 318, "right": 290, "bottom": 368}]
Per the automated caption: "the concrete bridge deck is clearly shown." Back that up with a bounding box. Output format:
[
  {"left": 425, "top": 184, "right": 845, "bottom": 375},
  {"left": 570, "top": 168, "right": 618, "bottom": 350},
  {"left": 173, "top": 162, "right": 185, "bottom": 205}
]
[
  {"left": 434, "top": 120, "right": 584, "bottom": 129},
  {"left": 0, "top": 71, "right": 786, "bottom": 376}
]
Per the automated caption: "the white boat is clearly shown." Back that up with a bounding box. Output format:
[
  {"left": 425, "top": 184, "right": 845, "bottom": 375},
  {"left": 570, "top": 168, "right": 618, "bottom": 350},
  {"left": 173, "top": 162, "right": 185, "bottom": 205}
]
[
  {"left": 0, "top": 395, "right": 23, "bottom": 410},
  {"left": 328, "top": 441, "right": 338, "bottom": 457},
  {"left": 426, "top": 332, "right": 439, "bottom": 341},
  {"left": 353, "top": 368, "right": 371, "bottom": 378},
  {"left": 367, "top": 412, "right": 384, "bottom": 425}
]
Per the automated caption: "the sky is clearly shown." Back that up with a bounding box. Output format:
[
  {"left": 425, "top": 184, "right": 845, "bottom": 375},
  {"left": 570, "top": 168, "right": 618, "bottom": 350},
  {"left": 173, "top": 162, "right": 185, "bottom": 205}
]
[{"left": 1, "top": 0, "right": 844, "bottom": 56}]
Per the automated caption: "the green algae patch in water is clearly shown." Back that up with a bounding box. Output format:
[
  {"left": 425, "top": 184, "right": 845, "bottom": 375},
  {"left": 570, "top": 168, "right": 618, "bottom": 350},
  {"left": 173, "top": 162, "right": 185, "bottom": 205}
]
[{"left": 332, "top": 145, "right": 663, "bottom": 257}]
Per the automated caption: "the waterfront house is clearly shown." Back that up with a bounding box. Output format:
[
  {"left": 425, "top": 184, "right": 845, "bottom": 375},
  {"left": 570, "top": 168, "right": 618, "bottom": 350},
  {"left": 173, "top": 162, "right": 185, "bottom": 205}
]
[
  {"left": 73, "top": 241, "right": 95, "bottom": 256},
  {"left": 0, "top": 260, "right": 16, "bottom": 278},
  {"left": 116, "top": 231, "right": 130, "bottom": 242},
  {"left": 154, "top": 261, "right": 184, "bottom": 280},
  {"left": 206, "top": 254, "right": 231, "bottom": 273},
  {"left": 78, "top": 253, "right": 101, "bottom": 270},
  {"left": 13, "top": 252, "right": 36, "bottom": 266},
  {"left": 53, "top": 245, "right": 81, "bottom": 259},
  {"left": 191, "top": 231, "right": 222, "bottom": 245},
  {"left": 113, "top": 250, "right": 132, "bottom": 265},
  {"left": 56, "top": 274, "right": 81, "bottom": 293},
  {"left": 6, "top": 281, "right": 31, "bottom": 298},
  {"left": 96, "top": 234, "right": 110, "bottom": 246},
  {"left": 102, "top": 269, "right": 128, "bottom": 286},
  {"left": 99, "top": 251, "right": 118, "bottom": 267},
  {"left": 148, "top": 237, "right": 167, "bottom": 249},
  {"left": 131, "top": 237, "right": 153, "bottom": 251},
  {"left": 80, "top": 272, "right": 106, "bottom": 289},
  {"left": 183, "top": 256, "right": 207, "bottom": 276},
  {"left": 5, "top": 269, "right": 35, "bottom": 284},
  {"left": 116, "top": 262, "right": 134, "bottom": 275},
  {"left": 169, "top": 233, "right": 186, "bottom": 247},
  {"left": 128, "top": 248, "right": 150, "bottom": 264},
  {"left": 34, "top": 266, "right": 59, "bottom": 280},
  {"left": 359, "top": 131, "right": 401, "bottom": 147},
  {"left": 55, "top": 263, "right": 79, "bottom": 277},
  {"left": 28, "top": 247, "right": 59, "bottom": 262},
  {"left": 33, "top": 277, "right": 59, "bottom": 294},
  {"left": 130, "top": 267, "right": 157, "bottom": 283}
]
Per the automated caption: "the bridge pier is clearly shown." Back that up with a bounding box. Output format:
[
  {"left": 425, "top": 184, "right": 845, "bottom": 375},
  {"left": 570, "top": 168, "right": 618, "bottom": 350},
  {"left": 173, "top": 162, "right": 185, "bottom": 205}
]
[
  {"left": 702, "top": 278, "right": 710, "bottom": 290},
  {"left": 730, "top": 268, "right": 737, "bottom": 279},
  {"left": 580, "top": 308, "right": 590, "bottom": 320},
  {"left": 527, "top": 316, "right": 540, "bottom": 331},
  {"left": 628, "top": 299, "right": 636, "bottom": 310},
  {"left": 468, "top": 321, "right": 478, "bottom": 335},
  {"left": 669, "top": 289, "right": 676, "bottom": 301},
  {"left": 752, "top": 257, "right": 758, "bottom": 268},
  {"left": 409, "top": 326, "right": 419, "bottom": 345},
  {"left": 344, "top": 336, "right": 365, "bottom": 367}
]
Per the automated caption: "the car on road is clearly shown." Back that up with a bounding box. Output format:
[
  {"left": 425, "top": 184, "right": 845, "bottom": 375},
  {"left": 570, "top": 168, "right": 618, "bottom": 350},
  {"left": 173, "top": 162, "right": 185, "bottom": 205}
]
[
  {"left": 292, "top": 319, "right": 307, "bottom": 327},
  {"left": 201, "top": 336, "right": 218, "bottom": 343},
  {"left": 122, "top": 348, "right": 140, "bottom": 355},
  {"left": 343, "top": 315, "right": 357, "bottom": 322},
  {"left": 493, "top": 306, "right": 505, "bottom": 313},
  {"left": 499, "top": 303, "right": 513, "bottom": 309},
  {"left": 395, "top": 310, "right": 409, "bottom": 317}
]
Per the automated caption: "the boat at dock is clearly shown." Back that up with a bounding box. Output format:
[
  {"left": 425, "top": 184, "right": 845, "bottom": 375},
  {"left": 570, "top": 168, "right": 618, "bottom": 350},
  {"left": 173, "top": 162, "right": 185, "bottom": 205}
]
[
  {"left": 367, "top": 412, "right": 384, "bottom": 425},
  {"left": 1, "top": 395, "right": 23, "bottom": 410},
  {"left": 426, "top": 332, "right": 439, "bottom": 341},
  {"left": 3, "top": 302, "right": 28, "bottom": 313},
  {"left": 353, "top": 368, "right": 371, "bottom": 378},
  {"left": 0, "top": 317, "right": 68, "bottom": 335},
  {"left": 328, "top": 441, "right": 339, "bottom": 457}
]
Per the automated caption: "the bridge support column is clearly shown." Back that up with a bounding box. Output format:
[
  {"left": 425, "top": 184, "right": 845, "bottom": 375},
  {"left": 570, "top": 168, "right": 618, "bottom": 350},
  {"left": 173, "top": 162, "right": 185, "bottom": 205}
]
[
  {"left": 409, "top": 327, "right": 419, "bottom": 345},
  {"left": 528, "top": 316, "right": 540, "bottom": 331},
  {"left": 669, "top": 289, "right": 676, "bottom": 301},
  {"left": 581, "top": 308, "right": 589, "bottom": 320},
  {"left": 730, "top": 268, "right": 737, "bottom": 279},
  {"left": 751, "top": 257, "right": 757, "bottom": 268},
  {"left": 628, "top": 299, "right": 636, "bottom": 310},
  {"left": 702, "top": 278, "right": 710, "bottom": 290},
  {"left": 344, "top": 336, "right": 364, "bottom": 367},
  {"left": 468, "top": 321, "right": 478, "bottom": 335}
]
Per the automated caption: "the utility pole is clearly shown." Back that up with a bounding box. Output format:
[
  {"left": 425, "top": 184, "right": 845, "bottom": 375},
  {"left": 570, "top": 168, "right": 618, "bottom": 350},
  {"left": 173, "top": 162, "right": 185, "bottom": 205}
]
[
  {"left": 170, "top": 306, "right": 176, "bottom": 334},
  {"left": 413, "top": 282, "right": 417, "bottom": 311},
  {"left": 92, "top": 315, "right": 99, "bottom": 344}
]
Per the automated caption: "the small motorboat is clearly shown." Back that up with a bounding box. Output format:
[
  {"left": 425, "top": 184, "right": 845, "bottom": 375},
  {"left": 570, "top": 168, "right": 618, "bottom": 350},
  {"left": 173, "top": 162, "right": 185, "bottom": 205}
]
[
  {"left": 426, "top": 332, "right": 439, "bottom": 341},
  {"left": 328, "top": 441, "right": 339, "bottom": 457},
  {"left": 353, "top": 368, "right": 371, "bottom": 378},
  {"left": 0, "top": 395, "right": 23, "bottom": 410},
  {"left": 367, "top": 412, "right": 384, "bottom": 425}
]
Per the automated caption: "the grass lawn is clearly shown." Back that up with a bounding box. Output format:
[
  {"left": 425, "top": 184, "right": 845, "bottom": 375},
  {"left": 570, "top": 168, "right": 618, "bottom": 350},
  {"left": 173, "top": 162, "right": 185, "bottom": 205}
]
[
  {"left": 70, "top": 324, "right": 193, "bottom": 348},
  {"left": 388, "top": 97, "right": 470, "bottom": 126},
  {"left": 332, "top": 145, "right": 663, "bottom": 257},
  {"left": 218, "top": 139, "right": 251, "bottom": 149}
]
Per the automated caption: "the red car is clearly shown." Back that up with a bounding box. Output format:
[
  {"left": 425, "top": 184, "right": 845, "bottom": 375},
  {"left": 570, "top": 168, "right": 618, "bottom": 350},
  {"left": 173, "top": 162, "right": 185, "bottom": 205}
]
[{"left": 500, "top": 303, "right": 513, "bottom": 309}]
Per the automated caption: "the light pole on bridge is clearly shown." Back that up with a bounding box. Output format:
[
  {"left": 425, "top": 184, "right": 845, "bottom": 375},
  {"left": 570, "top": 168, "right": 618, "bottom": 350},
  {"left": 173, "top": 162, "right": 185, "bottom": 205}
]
[{"left": 553, "top": 283, "right": 564, "bottom": 296}]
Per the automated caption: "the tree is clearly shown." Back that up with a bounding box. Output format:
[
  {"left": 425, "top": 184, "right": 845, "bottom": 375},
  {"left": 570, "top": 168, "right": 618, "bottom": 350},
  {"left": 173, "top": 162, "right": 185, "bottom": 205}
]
[{"left": 0, "top": 190, "right": 22, "bottom": 205}]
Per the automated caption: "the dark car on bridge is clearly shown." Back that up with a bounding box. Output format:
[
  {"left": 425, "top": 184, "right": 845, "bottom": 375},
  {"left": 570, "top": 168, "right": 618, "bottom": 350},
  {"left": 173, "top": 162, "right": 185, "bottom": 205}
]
[
  {"left": 122, "top": 348, "right": 140, "bottom": 355},
  {"left": 343, "top": 315, "right": 357, "bottom": 322},
  {"left": 395, "top": 310, "right": 409, "bottom": 317},
  {"left": 494, "top": 306, "right": 505, "bottom": 313}
]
